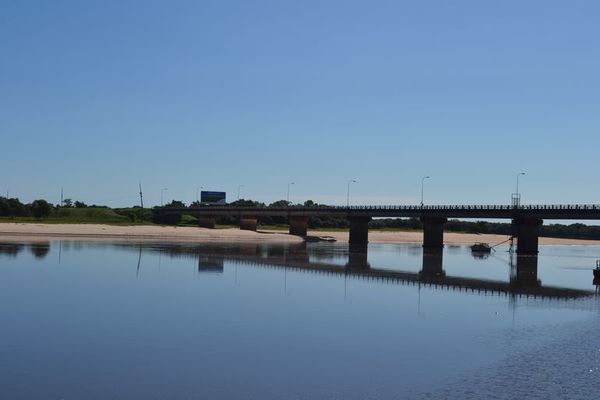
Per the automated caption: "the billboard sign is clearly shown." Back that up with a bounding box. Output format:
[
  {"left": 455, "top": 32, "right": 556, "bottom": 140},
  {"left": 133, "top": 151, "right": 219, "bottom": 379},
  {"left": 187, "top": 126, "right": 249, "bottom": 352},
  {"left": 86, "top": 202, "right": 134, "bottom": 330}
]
[{"left": 200, "top": 191, "right": 226, "bottom": 205}]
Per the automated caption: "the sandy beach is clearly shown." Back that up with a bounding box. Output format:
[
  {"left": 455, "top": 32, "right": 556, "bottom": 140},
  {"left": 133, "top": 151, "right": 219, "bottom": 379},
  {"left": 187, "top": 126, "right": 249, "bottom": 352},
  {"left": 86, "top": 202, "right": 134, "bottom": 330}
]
[{"left": 1, "top": 223, "right": 599, "bottom": 246}]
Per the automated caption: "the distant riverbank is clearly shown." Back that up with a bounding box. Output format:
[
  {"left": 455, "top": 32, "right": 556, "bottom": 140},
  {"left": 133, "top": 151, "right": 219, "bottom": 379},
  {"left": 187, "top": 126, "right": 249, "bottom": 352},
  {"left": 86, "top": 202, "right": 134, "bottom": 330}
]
[{"left": 1, "top": 223, "right": 600, "bottom": 245}]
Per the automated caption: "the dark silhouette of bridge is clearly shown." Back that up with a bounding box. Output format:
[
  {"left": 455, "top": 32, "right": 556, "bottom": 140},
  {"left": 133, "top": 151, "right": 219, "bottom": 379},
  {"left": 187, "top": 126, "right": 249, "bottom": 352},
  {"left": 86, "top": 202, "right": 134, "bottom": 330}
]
[{"left": 157, "top": 204, "right": 600, "bottom": 255}]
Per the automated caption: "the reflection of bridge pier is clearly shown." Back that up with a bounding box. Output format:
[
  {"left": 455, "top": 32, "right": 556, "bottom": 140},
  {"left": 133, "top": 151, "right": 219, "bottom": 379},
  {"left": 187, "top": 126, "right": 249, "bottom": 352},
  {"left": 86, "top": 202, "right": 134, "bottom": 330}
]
[
  {"left": 510, "top": 255, "right": 540, "bottom": 288},
  {"left": 286, "top": 242, "right": 310, "bottom": 263},
  {"left": 346, "top": 243, "right": 370, "bottom": 270},
  {"left": 198, "top": 256, "right": 224, "bottom": 272},
  {"left": 419, "top": 250, "right": 445, "bottom": 278}
]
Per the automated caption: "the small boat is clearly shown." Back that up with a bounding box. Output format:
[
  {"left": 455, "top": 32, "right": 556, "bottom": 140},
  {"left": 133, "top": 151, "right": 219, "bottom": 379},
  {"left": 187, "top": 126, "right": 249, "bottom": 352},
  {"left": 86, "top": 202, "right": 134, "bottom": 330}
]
[{"left": 471, "top": 243, "right": 492, "bottom": 253}]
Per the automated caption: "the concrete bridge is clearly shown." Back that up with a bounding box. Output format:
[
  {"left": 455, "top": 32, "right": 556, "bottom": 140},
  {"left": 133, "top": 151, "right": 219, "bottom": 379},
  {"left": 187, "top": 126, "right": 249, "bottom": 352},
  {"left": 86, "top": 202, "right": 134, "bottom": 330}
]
[{"left": 157, "top": 204, "right": 600, "bottom": 255}]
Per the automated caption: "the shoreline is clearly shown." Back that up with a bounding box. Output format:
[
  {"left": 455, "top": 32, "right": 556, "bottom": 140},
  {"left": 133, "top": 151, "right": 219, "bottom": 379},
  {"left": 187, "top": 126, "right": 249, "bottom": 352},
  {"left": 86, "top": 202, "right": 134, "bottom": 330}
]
[{"left": 1, "top": 223, "right": 600, "bottom": 246}]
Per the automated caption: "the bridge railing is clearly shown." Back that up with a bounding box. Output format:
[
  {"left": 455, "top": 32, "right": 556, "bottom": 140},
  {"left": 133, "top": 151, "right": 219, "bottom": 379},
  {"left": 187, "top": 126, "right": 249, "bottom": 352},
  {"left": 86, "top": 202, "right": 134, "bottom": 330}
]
[{"left": 175, "top": 204, "right": 600, "bottom": 212}]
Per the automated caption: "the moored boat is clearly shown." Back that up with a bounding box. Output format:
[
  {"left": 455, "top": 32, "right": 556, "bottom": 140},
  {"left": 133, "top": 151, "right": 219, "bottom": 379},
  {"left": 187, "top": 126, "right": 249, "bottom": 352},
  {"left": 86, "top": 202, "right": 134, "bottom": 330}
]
[{"left": 471, "top": 243, "right": 492, "bottom": 253}]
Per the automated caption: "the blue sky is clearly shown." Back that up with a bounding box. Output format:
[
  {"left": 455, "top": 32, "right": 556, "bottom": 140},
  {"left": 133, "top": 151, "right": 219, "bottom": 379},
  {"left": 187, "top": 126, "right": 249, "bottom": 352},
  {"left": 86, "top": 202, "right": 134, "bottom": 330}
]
[{"left": 1, "top": 0, "right": 599, "bottom": 207}]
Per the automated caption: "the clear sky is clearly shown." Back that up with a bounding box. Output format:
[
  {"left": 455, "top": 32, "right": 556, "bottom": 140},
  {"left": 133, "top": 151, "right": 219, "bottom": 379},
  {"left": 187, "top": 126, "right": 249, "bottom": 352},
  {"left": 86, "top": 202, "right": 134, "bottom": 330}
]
[{"left": 1, "top": 0, "right": 599, "bottom": 207}]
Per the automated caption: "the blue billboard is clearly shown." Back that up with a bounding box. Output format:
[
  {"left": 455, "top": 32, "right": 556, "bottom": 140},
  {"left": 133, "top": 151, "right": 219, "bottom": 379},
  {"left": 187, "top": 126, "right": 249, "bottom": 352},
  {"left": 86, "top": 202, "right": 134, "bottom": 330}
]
[{"left": 200, "top": 191, "right": 226, "bottom": 205}]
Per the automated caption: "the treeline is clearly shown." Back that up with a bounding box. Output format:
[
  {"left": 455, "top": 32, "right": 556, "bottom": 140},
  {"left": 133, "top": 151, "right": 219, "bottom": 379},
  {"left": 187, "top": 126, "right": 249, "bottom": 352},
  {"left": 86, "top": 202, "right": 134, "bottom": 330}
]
[
  {"left": 0, "top": 197, "right": 53, "bottom": 219},
  {"left": 0, "top": 196, "right": 149, "bottom": 223}
]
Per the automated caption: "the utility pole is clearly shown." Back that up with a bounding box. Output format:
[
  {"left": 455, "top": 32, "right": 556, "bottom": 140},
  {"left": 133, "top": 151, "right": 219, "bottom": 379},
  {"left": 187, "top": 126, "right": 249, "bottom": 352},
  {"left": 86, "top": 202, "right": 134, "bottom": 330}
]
[
  {"left": 60, "top": 187, "right": 64, "bottom": 206},
  {"left": 139, "top": 183, "right": 144, "bottom": 209}
]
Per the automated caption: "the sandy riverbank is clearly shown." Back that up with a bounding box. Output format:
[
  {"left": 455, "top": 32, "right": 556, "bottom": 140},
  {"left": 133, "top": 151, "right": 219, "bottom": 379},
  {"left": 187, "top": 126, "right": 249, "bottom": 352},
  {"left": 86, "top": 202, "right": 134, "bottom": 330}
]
[{"left": 1, "top": 223, "right": 600, "bottom": 246}]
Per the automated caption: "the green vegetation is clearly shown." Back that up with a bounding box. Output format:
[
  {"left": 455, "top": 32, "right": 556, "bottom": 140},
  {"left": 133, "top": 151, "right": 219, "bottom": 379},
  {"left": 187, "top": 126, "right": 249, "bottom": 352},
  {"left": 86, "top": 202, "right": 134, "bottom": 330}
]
[
  {"left": 30, "top": 200, "right": 52, "bottom": 219},
  {"left": 51, "top": 207, "right": 131, "bottom": 224},
  {"left": 2, "top": 196, "right": 600, "bottom": 240}
]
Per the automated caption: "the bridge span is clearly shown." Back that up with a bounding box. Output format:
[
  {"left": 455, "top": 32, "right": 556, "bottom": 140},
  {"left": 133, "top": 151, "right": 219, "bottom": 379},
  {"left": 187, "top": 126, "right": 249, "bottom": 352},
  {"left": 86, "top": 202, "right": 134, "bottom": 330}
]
[{"left": 157, "top": 204, "right": 600, "bottom": 255}]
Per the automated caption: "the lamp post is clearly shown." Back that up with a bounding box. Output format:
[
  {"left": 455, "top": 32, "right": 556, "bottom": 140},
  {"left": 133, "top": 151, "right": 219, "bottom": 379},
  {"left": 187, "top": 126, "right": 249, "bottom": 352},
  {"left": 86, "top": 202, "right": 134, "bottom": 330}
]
[
  {"left": 237, "top": 184, "right": 244, "bottom": 200},
  {"left": 160, "top": 188, "right": 168, "bottom": 206},
  {"left": 512, "top": 172, "right": 525, "bottom": 207},
  {"left": 420, "top": 176, "right": 430, "bottom": 207},
  {"left": 346, "top": 180, "right": 357, "bottom": 207},
  {"left": 516, "top": 172, "right": 525, "bottom": 196},
  {"left": 287, "top": 182, "right": 295, "bottom": 205}
]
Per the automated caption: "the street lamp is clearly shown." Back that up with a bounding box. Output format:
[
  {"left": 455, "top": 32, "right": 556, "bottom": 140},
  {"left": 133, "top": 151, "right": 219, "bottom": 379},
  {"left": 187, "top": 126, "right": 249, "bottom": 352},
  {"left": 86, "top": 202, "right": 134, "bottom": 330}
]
[
  {"left": 237, "top": 184, "right": 244, "bottom": 200},
  {"left": 196, "top": 186, "right": 203, "bottom": 202},
  {"left": 347, "top": 180, "right": 357, "bottom": 207},
  {"left": 516, "top": 172, "right": 525, "bottom": 195},
  {"left": 287, "top": 182, "right": 295, "bottom": 205},
  {"left": 512, "top": 172, "right": 525, "bottom": 207},
  {"left": 160, "top": 188, "right": 168, "bottom": 206},
  {"left": 420, "top": 176, "right": 430, "bottom": 207}
]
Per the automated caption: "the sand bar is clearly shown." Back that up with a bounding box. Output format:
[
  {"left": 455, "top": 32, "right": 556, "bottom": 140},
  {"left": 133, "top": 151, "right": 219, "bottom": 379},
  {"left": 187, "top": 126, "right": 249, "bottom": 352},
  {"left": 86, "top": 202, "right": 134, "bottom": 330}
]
[{"left": 1, "top": 223, "right": 600, "bottom": 246}]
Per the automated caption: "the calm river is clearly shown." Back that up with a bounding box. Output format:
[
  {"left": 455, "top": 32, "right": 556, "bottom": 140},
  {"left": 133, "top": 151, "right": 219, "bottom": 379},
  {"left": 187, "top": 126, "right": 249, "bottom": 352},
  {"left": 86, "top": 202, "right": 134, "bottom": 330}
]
[{"left": 1, "top": 240, "right": 599, "bottom": 399}]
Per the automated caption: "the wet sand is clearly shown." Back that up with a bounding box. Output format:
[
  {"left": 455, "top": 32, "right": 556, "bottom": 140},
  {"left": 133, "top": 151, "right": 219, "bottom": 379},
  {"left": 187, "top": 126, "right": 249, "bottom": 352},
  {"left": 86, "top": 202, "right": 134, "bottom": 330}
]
[{"left": 1, "top": 223, "right": 600, "bottom": 246}]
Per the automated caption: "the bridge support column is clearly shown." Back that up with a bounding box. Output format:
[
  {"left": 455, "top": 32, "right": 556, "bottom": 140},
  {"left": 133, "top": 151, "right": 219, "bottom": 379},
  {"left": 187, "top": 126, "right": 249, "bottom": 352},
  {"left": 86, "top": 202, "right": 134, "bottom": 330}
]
[
  {"left": 515, "top": 218, "right": 543, "bottom": 255},
  {"left": 421, "top": 217, "right": 447, "bottom": 251},
  {"left": 349, "top": 216, "right": 372, "bottom": 245},
  {"left": 240, "top": 217, "right": 257, "bottom": 231},
  {"left": 197, "top": 216, "right": 216, "bottom": 229},
  {"left": 289, "top": 216, "right": 308, "bottom": 236}
]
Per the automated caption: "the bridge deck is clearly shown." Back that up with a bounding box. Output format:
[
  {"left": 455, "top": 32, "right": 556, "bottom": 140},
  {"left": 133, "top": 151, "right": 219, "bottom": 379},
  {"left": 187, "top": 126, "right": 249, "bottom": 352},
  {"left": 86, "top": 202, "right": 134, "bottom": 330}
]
[{"left": 161, "top": 204, "right": 600, "bottom": 220}]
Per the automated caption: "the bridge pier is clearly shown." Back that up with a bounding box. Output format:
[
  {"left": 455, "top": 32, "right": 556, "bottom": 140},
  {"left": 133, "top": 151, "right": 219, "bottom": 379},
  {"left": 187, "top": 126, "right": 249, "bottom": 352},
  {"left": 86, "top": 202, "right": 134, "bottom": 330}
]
[
  {"left": 287, "top": 242, "right": 310, "bottom": 263},
  {"left": 197, "top": 216, "right": 216, "bottom": 229},
  {"left": 349, "top": 216, "right": 372, "bottom": 245},
  {"left": 514, "top": 218, "right": 543, "bottom": 255},
  {"left": 240, "top": 217, "right": 258, "bottom": 231},
  {"left": 421, "top": 217, "right": 447, "bottom": 250},
  {"left": 289, "top": 216, "right": 308, "bottom": 236}
]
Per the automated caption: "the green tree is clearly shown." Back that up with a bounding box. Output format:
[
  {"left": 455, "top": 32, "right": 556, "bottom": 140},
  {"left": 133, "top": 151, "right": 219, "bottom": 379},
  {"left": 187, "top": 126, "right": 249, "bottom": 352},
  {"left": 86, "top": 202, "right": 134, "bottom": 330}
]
[
  {"left": 163, "top": 200, "right": 186, "bottom": 208},
  {"left": 228, "top": 199, "right": 265, "bottom": 207},
  {"left": 269, "top": 200, "right": 290, "bottom": 208},
  {"left": 30, "top": 200, "right": 52, "bottom": 219}
]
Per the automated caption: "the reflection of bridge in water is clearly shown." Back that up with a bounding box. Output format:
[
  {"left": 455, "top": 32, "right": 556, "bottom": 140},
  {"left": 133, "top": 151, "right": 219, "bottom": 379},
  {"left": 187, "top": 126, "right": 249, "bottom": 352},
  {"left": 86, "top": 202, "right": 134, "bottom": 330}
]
[
  {"left": 134, "top": 242, "right": 593, "bottom": 299},
  {"left": 1, "top": 240, "right": 595, "bottom": 300}
]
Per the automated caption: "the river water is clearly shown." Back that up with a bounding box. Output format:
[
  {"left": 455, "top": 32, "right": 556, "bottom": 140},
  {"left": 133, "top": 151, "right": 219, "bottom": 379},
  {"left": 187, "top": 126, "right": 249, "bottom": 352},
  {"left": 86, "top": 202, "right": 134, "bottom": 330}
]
[{"left": 0, "top": 240, "right": 599, "bottom": 399}]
